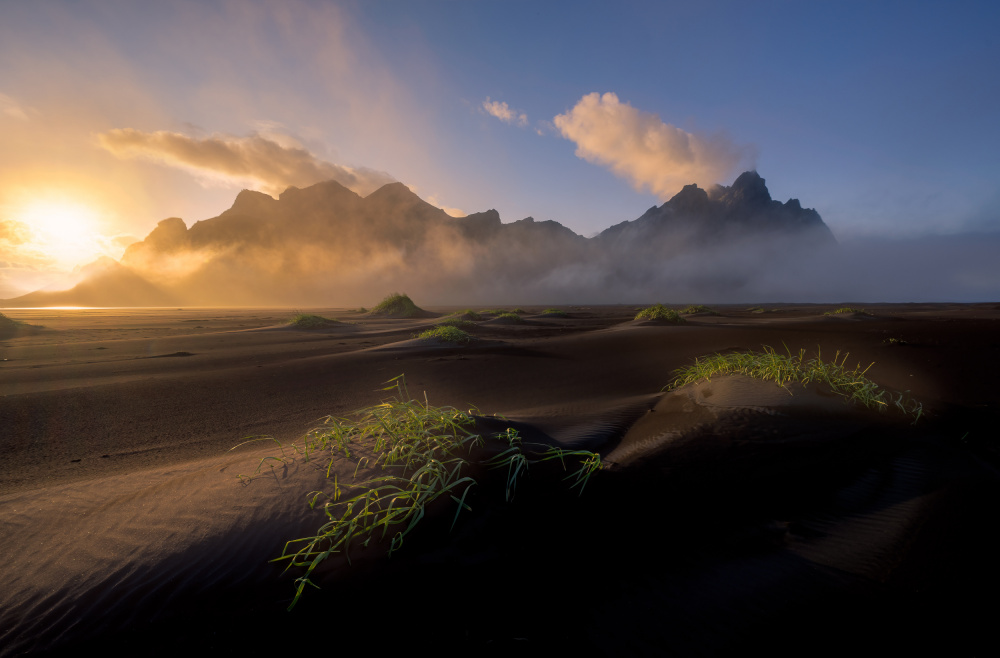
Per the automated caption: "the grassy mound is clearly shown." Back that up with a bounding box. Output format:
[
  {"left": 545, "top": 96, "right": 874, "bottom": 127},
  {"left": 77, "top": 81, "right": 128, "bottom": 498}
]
[
  {"left": 491, "top": 312, "right": 524, "bottom": 324},
  {"left": 540, "top": 308, "right": 568, "bottom": 317},
  {"left": 234, "top": 376, "right": 601, "bottom": 609},
  {"left": 634, "top": 304, "right": 685, "bottom": 323},
  {"left": 288, "top": 313, "right": 341, "bottom": 329},
  {"left": 825, "top": 307, "right": 874, "bottom": 316},
  {"left": 680, "top": 305, "right": 719, "bottom": 315},
  {"left": 434, "top": 318, "right": 476, "bottom": 330},
  {"left": 0, "top": 312, "right": 42, "bottom": 338},
  {"left": 416, "top": 325, "right": 473, "bottom": 344},
  {"left": 666, "top": 345, "right": 922, "bottom": 421},
  {"left": 369, "top": 293, "right": 426, "bottom": 318}
]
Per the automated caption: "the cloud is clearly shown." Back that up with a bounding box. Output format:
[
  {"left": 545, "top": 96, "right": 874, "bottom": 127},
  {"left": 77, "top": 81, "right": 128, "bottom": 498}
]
[
  {"left": 554, "top": 92, "right": 751, "bottom": 199},
  {"left": 482, "top": 97, "right": 528, "bottom": 127},
  {"left": 98, "top": 129, "right": 396, "bottom": 197},
  {"left": 0, "top": 92, "right": 32, "bottom": 121}
]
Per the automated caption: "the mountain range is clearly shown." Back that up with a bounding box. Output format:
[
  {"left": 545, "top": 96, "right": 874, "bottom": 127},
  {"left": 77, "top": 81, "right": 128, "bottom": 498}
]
[{"left": 3, "top": 171, "right": 835, "bottom": 306}]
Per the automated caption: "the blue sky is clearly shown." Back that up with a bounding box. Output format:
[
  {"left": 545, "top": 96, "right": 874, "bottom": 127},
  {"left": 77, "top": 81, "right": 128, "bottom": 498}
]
[{"left": 1, "top": 0, "right": 998, "bottom": 296}]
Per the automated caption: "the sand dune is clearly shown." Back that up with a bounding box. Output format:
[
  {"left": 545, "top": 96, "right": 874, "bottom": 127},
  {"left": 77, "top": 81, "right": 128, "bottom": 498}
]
[{"left": 1, "top": 303, "right": 998, "bottom": 655}]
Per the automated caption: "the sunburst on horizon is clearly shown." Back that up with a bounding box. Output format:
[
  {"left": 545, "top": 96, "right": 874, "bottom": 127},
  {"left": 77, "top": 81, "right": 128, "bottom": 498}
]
[{"left": 12, "top": 197, "right": 113, "bottom": 268}]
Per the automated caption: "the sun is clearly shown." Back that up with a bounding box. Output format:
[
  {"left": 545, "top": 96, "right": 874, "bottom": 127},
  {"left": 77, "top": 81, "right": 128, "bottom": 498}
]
[
  {"left": 20, "top": 200, "right": 100, "bottom": 242},
  {"left": 15, "top": 198, "right": 108, "bottom": 268}
]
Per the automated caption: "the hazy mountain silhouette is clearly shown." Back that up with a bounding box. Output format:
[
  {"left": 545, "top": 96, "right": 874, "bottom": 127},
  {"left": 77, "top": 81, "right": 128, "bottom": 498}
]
[
  {"left": 6, "top": 256, "right": 177, "bottom": 307},
  {"left": 2, "top": 172, "right": 837, "bottom": 306},
  {"left": 598, "top": 171, "right": 833, "bottom": 253}
]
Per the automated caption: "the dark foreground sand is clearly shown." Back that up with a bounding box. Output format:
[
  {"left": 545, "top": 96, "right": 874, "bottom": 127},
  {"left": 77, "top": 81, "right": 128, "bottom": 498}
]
[{"left": 1, "top": 303, "right": 999, "bottom": 656}]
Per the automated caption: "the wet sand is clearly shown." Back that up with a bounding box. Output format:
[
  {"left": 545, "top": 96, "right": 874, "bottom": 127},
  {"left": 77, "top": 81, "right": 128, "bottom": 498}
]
[{"left": 1, "top": 303, "right": 999, "bottom": 655}]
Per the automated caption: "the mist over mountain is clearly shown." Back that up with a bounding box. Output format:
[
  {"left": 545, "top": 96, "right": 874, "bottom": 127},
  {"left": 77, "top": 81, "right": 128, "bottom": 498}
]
[{"left": 4, "top": 172, "right": 870, "bottom": 306}]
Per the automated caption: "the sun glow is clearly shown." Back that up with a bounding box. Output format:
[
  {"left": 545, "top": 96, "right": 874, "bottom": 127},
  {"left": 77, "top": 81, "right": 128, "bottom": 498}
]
[
  {"left": 14, "top": 198, "right": 109, "bottom": 267},
  {"left": 21, "top": 200, "right": 100, "bottom": 241}
]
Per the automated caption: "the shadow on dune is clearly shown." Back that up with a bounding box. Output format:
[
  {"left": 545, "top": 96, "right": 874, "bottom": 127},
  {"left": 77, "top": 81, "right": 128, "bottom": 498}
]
[{"left": 3, "top": 373, "right": 997, "bottom": 657}]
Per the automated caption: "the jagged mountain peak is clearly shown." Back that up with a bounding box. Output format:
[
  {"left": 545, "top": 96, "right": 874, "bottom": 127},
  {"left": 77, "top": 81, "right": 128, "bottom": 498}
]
[
  {"left": 278, "top": 179, "right": 361, "bottom": 206},
  {"left": 719, "top": 170, "right": 772, "bottom": 208},
  {"left": 229, "top": 189, "right": 278, "bottom": 216},
  {"left": 2, "top": 171, "right": 836, "bottom": 307}
]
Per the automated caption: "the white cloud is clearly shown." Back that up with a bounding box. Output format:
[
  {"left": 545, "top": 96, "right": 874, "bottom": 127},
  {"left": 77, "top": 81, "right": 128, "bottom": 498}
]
[
  {"left": 554, "top": 92, "right": 750, "bottom": 199},
  {"left": 98, "top": 129, "right": 395, "bottom": 197},
  {"left": 482, "top": 97, "right": 528, "bottom": 127}
]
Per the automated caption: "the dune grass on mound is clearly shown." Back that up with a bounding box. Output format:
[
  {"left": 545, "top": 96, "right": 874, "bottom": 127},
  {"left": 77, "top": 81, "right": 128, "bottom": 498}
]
[
  {"left": 416, "top": 325, "right": 473, "bottom": 344},
  {"left": 667, "top": 345, "right": 922, "bottom": 421},
  {"left": 541, "top": 308, "right": 568, "bottom": 317},
  {"left": 433, "top": 318, "right": 477, "bottom": 330},
  {"left": 680, "top": 305, "right": 719, "bottom": 315},
  {"left": 478, "top": 308, "right": 524, "bottom": 316},
  {"left": 369, "top": 292, "right": 425, "bottom": 317},
  {"left": 492, "top": 311, "right": 524, "bottom": 323},
  {"left": 635, "top": 304, "right": 685, "bottom": 323},
  {"left": 288, "top": 313, "right": 341, "bottom": 329},
  {"left": 234, "top": 376, "right": 601, "bottom": 609},
  {"left": 825, "top": 307, "right": 874, "bottom": 316}
]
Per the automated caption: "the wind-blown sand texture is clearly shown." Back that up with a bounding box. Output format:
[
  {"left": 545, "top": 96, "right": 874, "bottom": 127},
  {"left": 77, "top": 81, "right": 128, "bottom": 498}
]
[{"left": 1, "top": 303, "right": 999, "bottom": 656}]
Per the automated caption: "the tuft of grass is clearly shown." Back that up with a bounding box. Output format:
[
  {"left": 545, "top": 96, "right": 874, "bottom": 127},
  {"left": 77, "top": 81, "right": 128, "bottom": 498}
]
[
  {"left": 369, "top": 292, "right": 424, "bottom": 317},
  {"left": 434, "top": 317, "right": 476, "bottom": 330},
  {"left": 665, "top": 345, "right": 923, "bottom": 422},
  {"left": 493, "top": 312, "right": 524, "bottom": 323},
  {"left": 825, "top": 307, "right": 874, "bottom": 316},
  {"left": 634, "top": 304, "right": 685, "bottom": 323},
  {"left": 234, "top": 376, "right": 601, "bottom": 610},
  {"left": 680, "top": 305, "right": 719, "bottom": 315},
  {"left": 540, "top": 308, "right": 568, "bottom": 317},
  {"left": 479, "top": 308, "right": 522, "bottom": 317},
  {"left": 416, "top": 325, "right": 473, "bottom": 344},
  {"left": 288, "top": 312, "right": 340, "bottom": 329}
]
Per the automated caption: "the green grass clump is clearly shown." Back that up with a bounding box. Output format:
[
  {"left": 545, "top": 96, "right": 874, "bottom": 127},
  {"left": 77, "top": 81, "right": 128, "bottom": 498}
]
[
  {"left": 479, "top": 308, "right": 523, "bottom": 316},
  {"left": 680, "top": 305, "right": 719, "bottom": 315},
  {"left": 288, "top": 313, "right": 340, "bottom": 329},
  {"left": 825, "top": 307, "right": 873, "bottom": 316},
  {"left": 493, "top": 312, "right": 524, "bottom": 323},
  {"left": 666, "top": 345, "right": 922, "bottom": 422},
  {"left": 369, "top": 292, "right": 424, "bottom": 317},
  {"left": 233, "top": 376, "right": 601, "bottom": 610},
  {"left": 434, "top": 318, "right": 476, "bottom": 330},
  {"left": 416, "top": 325, "right": 473, "bottom": 344},
  {"left": 541, "top": 308, "right": 568, "bottom": 317},
  {"left": 634, "top": 304, "right": 685, "bottom": 323}
]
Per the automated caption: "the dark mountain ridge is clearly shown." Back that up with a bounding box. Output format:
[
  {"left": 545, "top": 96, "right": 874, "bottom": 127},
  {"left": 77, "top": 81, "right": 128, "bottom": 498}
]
[
  {"left": 4, "top": 172, "right": 836, "bottom": 306},
  {"left": 598, "top": 171, "right": 833, "bottom": 250}
]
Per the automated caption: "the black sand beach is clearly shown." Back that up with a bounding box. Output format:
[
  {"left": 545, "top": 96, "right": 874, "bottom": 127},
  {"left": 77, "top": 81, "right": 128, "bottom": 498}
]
[{"left": 2, "top": 303, "right": 999, "bottom": 656}]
